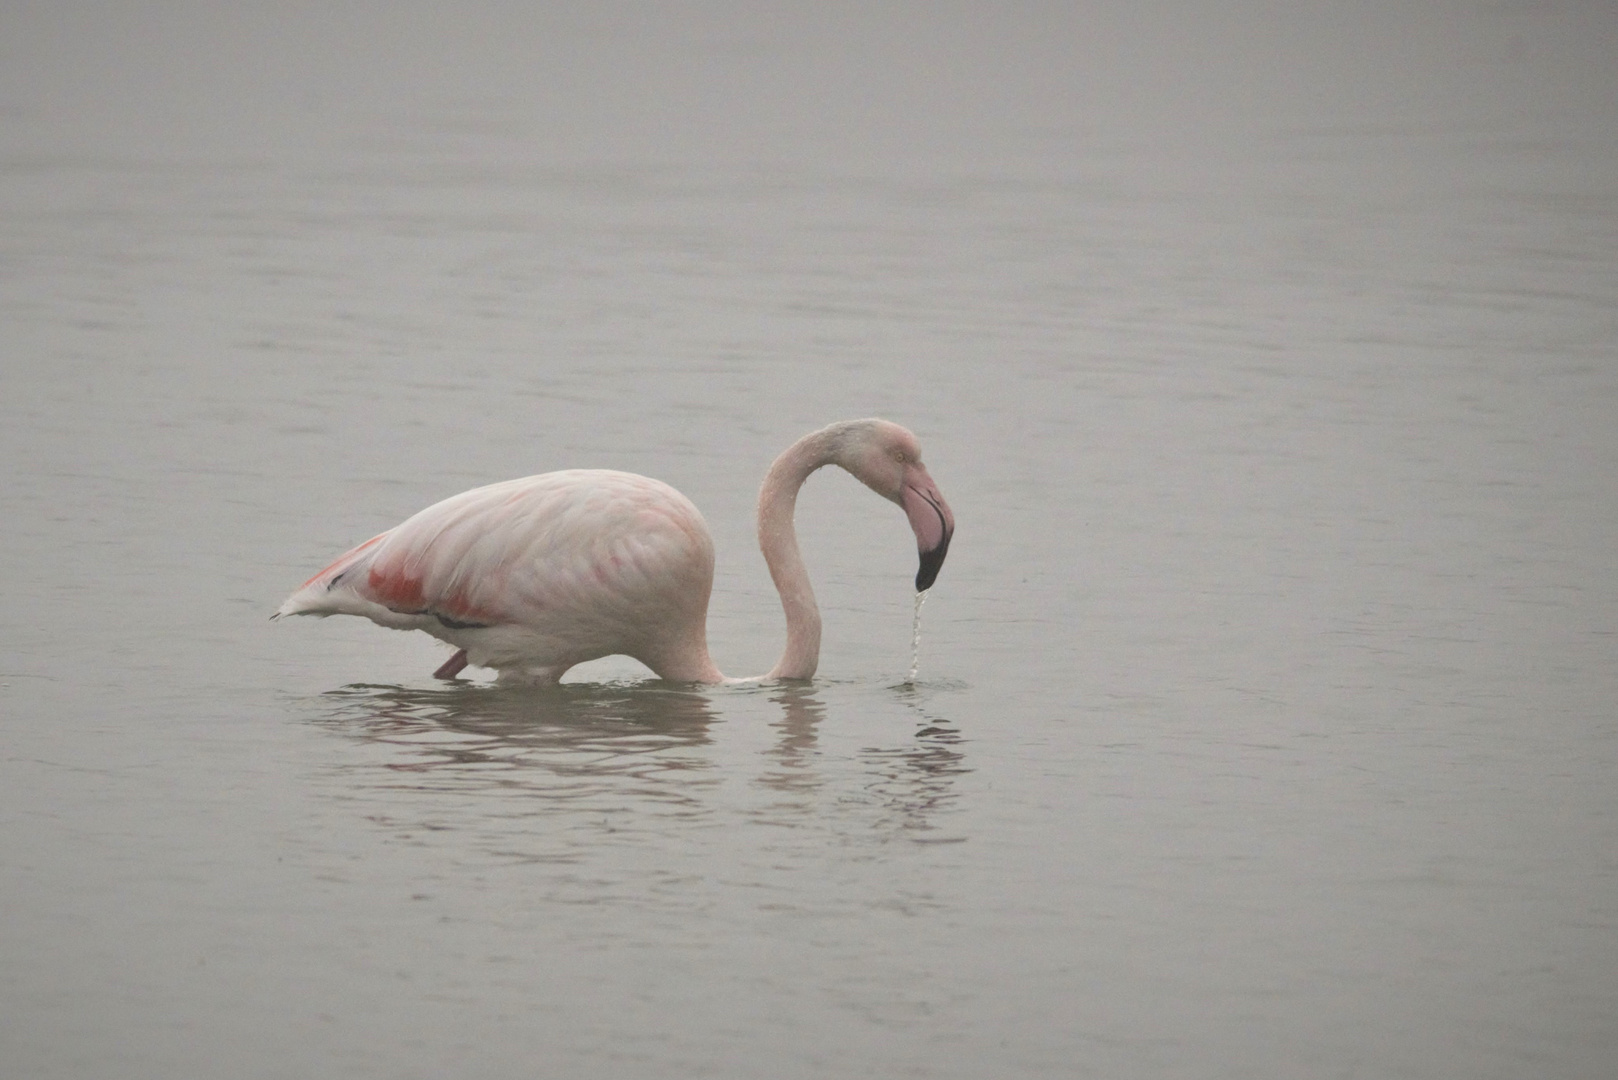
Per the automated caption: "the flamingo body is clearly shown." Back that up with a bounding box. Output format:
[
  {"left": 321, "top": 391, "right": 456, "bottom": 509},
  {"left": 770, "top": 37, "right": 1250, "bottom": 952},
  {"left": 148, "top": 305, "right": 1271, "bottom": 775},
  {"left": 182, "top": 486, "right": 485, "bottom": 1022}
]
[{"left": 278, "top": 419, "right": 954, "bottom": 684}]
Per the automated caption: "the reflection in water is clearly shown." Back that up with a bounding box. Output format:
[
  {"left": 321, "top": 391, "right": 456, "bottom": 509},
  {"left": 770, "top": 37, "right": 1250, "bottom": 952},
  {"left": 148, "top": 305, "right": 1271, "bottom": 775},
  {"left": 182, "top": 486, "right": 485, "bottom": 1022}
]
[
  {"left": 754, "top": 682, "right": 971, "bottom": 843},
  {"left": 758, "top": 683, "right": 825, "bottom": 795},
  {"left": 316, "top": 680, "right": 718, "bottom": 779},
  {"left": 304, "top": 682, "right": 722, "bottom": 867},
  {"left": 865, "top": 683, "right": 971, "bottom": 843},
  {"left": 307, "top": 679, "right": 973, "bottom": 854}
]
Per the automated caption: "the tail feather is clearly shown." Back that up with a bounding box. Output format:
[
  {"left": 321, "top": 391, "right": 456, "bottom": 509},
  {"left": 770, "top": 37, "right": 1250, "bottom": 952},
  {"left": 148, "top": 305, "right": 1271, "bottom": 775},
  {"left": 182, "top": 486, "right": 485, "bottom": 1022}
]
[{"left": 275, "top": 531, "right": 390, "bottom": 618}]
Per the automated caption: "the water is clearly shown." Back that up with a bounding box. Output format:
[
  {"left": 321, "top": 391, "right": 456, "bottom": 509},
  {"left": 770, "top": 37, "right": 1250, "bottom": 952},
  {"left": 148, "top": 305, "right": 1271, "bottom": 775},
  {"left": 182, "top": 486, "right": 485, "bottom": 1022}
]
[
  {"left": 4, "top": 4, "right": 1617, "bottom": 1078},
  {"left": 908, "top": 590, "right": 928, "bottom": 684}
]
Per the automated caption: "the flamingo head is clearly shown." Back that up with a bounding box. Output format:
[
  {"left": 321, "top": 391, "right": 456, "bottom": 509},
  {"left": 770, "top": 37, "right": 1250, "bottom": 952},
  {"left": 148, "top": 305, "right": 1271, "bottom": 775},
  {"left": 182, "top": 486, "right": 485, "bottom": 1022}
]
[{"left": 833, "top": 419, "right": 956, "bottom": 591}]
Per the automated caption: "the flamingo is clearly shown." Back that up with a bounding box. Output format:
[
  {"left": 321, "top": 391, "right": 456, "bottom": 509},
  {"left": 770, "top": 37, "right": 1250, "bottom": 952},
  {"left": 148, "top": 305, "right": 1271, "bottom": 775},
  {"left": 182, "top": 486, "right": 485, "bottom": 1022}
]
[{"left": 275, "top": 418, "right": 954, "bottom": 683}]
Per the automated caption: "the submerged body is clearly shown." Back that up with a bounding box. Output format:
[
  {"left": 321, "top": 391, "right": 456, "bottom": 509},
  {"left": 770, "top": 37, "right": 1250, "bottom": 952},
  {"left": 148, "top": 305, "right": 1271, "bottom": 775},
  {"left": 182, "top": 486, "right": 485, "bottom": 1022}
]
[{"left": 277, "top": 419, "right": 954, "bottom": 684}]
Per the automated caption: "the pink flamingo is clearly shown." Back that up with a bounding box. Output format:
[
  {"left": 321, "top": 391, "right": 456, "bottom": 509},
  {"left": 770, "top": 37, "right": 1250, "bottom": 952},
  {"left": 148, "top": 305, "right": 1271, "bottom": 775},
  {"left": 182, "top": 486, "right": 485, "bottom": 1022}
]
[{"left": 275, "top": 419, "right": 954, "bottom": 683}]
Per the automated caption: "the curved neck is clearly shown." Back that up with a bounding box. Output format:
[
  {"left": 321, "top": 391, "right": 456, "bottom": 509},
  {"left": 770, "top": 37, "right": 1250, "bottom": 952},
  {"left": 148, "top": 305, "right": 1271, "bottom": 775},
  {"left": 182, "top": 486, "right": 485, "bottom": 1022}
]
[{"left": 756, "top": 428, "right": 838, "bottom": 679}]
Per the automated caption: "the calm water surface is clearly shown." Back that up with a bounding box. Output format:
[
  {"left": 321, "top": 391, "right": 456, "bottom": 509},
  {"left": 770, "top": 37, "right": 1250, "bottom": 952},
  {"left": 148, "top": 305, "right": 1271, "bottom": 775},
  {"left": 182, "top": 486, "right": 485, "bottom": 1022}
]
[{"left": 3, "top": 5, "right": 1616, "bottom": 1078}]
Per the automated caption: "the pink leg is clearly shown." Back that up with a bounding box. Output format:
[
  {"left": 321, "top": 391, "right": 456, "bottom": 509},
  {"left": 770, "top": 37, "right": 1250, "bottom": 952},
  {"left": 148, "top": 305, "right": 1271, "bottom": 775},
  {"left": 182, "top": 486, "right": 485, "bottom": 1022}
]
[{"left": 433, "top": 649, "right": 470, "bottom": 680}]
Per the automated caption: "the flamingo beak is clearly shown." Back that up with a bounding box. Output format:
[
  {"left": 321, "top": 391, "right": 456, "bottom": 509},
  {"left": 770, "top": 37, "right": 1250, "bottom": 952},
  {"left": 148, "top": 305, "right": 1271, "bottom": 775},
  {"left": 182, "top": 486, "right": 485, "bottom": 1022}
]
[{"left": 901, "top": 465, "right": 955, "bottom": 591}]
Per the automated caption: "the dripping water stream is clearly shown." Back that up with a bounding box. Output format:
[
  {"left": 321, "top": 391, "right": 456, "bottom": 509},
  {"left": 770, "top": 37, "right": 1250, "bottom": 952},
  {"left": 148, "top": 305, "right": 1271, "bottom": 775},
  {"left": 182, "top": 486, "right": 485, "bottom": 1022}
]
[{"left": 907, "top": 589, "right": 928, "bottom": 683}]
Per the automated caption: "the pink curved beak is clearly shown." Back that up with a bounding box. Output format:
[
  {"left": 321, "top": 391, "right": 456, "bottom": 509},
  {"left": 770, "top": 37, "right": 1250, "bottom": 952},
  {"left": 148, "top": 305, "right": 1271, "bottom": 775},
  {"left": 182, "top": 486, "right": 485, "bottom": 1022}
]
[{"left": 901, "top": 464, "right": 955, "bottom": 591}]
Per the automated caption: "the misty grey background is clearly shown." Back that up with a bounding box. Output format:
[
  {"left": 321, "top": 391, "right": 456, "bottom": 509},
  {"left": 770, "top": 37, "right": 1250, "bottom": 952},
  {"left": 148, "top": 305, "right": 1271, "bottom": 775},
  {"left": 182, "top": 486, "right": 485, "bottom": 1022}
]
[{"left": 3, "top": 2, "right": 1616, "bottom": 1078}]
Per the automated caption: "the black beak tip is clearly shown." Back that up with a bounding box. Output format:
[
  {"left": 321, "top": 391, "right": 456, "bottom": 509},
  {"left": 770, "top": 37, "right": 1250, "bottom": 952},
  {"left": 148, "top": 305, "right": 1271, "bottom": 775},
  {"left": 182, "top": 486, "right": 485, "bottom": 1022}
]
[{"left": 915, "top": 534, "right": 951, "bottom": 592}]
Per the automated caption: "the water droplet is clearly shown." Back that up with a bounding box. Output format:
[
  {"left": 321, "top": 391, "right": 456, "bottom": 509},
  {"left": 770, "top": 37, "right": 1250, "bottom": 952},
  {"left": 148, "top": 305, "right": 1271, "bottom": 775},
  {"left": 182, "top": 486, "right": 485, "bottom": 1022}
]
[{"left": 908, "top": 589, "right": 928, "bottom": 684}]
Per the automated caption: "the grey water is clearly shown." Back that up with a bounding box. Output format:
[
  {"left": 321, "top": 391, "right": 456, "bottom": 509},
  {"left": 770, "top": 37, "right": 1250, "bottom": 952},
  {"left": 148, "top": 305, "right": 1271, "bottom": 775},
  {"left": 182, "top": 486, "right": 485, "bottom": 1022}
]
[{"left": 4, "top": 3, "right": 1617, "bottom": 1078}]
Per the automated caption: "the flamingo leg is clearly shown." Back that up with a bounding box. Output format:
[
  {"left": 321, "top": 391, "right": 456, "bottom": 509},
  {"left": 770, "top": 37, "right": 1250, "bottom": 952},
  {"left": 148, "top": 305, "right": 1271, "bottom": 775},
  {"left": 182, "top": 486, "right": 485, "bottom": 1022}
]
[{"left": 433, "top": 649, "right": 470, "bottom": 680}]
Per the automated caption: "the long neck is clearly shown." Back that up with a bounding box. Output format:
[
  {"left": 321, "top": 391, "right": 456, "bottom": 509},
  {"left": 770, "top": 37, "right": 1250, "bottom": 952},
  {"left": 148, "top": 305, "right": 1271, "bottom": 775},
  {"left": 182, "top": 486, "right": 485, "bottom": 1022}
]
[{"left": 756, "top": 429, "right": 837, "bottom": 679}]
